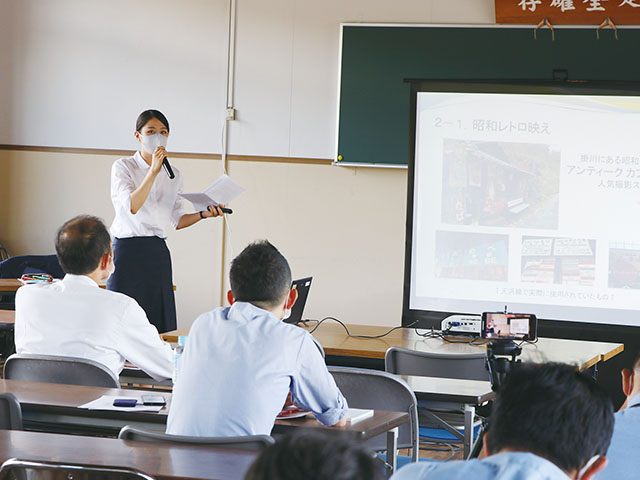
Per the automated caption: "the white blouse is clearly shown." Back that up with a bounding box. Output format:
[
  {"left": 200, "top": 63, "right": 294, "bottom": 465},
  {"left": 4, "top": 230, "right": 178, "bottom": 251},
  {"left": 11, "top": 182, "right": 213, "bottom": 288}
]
[{"left": 110, "top": 151, "right": 189, "bottom": 239}]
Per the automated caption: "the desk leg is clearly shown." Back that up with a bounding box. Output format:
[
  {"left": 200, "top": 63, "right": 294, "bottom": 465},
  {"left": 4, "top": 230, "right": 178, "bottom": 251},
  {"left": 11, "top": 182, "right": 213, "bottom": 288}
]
[
  {"left": 464, "top": 405, "right": 475, "bottom": 459},
  {"left": 386, "top": 427, "right": 399, "bottom": 472}
]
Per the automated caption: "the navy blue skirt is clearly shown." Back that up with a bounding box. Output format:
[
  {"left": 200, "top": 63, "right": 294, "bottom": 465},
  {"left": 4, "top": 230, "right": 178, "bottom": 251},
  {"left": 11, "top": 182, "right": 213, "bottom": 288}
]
[{"left": 107, "top": 236, "right": 177, "bottom": 333}]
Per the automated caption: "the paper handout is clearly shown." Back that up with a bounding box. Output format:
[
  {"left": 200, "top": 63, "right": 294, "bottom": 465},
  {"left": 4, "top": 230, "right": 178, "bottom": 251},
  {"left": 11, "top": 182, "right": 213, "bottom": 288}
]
[
  {"left": 78, "top": 395, "right": 164, "bottom": 412},
  {"left": 179, "top": 174, "right": 245, "bottom": 211}
]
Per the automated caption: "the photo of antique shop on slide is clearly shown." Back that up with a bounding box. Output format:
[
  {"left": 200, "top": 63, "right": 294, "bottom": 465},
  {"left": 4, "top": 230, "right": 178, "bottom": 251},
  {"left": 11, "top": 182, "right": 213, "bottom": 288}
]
[
  {"left": 521, "top": 236, "right": 596, "bottom": 286},
  {"left": 441, "top": 139, "right": 560, "bottom": 229},
  {"left": 434, "top": 231, "right": 509, "bottom": 282},
  {"left": 609, "top": 242, "right": 640, "bottom": 290}
]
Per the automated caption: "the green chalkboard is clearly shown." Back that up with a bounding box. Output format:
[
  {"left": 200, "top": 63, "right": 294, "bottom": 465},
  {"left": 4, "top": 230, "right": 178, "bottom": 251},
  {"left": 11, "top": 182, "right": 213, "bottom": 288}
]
[{"left": 336, "top": 25, "right": 640, "bottom": 166}]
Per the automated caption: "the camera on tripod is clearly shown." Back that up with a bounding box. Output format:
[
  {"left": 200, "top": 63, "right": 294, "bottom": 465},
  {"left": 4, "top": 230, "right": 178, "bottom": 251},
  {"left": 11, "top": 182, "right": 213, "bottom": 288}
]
[{"left": 482, "top": 311, "right": 537, "bottom": 391}]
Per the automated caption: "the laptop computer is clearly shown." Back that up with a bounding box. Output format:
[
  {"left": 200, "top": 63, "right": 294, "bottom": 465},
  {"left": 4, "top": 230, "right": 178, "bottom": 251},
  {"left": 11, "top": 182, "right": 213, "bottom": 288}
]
[{"left": 284, "top": 277, "right": 312, "bottom": 324}]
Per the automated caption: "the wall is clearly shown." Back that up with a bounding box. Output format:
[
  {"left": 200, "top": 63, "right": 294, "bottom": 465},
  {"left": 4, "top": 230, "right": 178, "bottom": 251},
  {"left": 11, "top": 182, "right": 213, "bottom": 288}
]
[{"left": 0, "top": 0, "right": 495, "bottom": 329}]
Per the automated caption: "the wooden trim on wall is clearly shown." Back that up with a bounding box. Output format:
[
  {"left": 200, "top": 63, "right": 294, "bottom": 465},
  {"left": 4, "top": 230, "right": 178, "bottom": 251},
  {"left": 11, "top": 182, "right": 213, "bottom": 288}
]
[{"left": 0, "top": 144, "right": 333, "bottom": 166}]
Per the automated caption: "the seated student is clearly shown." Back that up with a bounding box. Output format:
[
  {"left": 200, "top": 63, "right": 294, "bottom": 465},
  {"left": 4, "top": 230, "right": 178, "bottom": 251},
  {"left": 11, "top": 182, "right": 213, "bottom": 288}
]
[
  {"left": 244, "top": 430, "right": 384, "bottom": 480},
  {"left": 392, "top": 362, "right": 614, "bottom": 480},
  {"left": 166, "top": 240, "right": 347, "bottom": 436},
  {"left": 596, "top": 351, "right": 640, "bottom": 480},
  {"left": 15, "top": 215, "right": 173, "bottom": 381}
]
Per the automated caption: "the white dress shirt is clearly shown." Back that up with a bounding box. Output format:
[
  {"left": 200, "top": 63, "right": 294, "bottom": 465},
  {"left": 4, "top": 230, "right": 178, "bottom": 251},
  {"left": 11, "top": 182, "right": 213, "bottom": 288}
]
[
  {"left": 166, "top": 302, "right": 348, "bottom": 436},
  {"left": 15, "top": 274, "right": 174, "bottom": 381},
  {"left": 110, "top": 151, "right": 189, "bottom": 239}
]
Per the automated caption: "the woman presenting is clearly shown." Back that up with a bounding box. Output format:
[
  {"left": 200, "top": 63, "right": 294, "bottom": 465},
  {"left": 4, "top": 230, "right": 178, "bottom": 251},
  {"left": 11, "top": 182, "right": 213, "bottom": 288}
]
[{"left": 108, "top": 109, "right": 223, "bottom": 332}]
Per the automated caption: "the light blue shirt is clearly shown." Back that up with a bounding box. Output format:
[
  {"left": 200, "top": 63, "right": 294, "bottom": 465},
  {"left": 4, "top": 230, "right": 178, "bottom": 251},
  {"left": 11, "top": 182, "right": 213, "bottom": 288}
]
[
  {"left": 596, "top": 393, "right": 640, "bottom": 480},
  {"left": 166, "top": 302, "right": 347, "bottom": 436},
  {"left": 391, "top": 452, "right": 570, "bottom": 480}
]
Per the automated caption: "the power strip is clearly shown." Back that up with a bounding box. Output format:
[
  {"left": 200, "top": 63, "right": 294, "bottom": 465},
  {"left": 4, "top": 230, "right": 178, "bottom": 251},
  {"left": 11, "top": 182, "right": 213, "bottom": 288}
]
[{"left": 441, "top": 315, "right": 482, "bottom": 336}]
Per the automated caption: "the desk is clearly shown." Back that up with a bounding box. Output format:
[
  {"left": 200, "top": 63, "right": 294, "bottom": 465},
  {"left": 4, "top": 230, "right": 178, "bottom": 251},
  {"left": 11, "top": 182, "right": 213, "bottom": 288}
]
[
  {"left": 0, "top": 430, "right": 257, "bottom": 480},
  {"left": 402, "top": 375, "right": 495, "bottom": 458},
  {"left": 0, "top": 379, "right": 169, "bottom": 436},
  {"left": 162, "top": 322, "right": 624, "bottom": 369},
  {"left": 0, "top": 378, "right": 408, "bottom": 470},
  {"left": 0, "top": 310, "right": 14, "bottom": 325}
]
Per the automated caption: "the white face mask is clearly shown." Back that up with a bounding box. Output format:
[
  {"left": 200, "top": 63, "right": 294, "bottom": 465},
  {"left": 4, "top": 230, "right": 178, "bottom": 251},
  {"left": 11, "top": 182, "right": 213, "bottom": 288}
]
[
  {"left": 140, "top": 133, "right": 168, "bottom": 155},
  {"left": 282, "top": 308, "right": 291, "bottom": 321},
  {"left": 577, "top": 455, "right": 601, "bottom": 480},
  {"left": 106, "top": 254, "right": 115, "bottom": 278}
]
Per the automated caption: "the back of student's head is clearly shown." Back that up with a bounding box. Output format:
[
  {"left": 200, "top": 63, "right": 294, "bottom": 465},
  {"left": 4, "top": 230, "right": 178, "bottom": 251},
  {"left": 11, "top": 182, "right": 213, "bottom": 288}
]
[
  {"left": 244, "top": 431, "right": 384, "bottom": 480},
  {"left": 229, "top": 240, "right": 291, "bottom": 309},
  {"left": 486, "top": 362, "right": 614, "bottom": 473},
  {"left": 55, "top": 215, "right": 111, "bottom": 275}
]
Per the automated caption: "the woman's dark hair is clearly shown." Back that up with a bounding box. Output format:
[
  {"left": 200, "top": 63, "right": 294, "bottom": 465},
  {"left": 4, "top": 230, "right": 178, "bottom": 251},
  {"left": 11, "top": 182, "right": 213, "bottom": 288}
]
[
  {"left": 229, "top": 240, "right": 292, "bottom": 309},
  {"left": 55, "top": 215, "right": 111, "bottom": 275},
  {"left": 244, "top": 431, "right": 384, "bottom": 480},
  {"left": 136, "top": 109, "right": 170, "bottom": 133},
  {"left": 486, "top": 362, "right": 614, "bottom": 474}
]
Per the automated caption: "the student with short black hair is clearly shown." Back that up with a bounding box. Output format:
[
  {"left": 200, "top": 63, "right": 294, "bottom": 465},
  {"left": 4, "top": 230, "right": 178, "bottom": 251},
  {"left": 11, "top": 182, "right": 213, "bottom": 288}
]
[
  {"left": 107, "top": 109, "right": 226, "bottom": 333},
  {"left": 596, "top": 351, "right": 640, "bottom": 480},
  {"left": 15, "top": 215, "right": 173, "bottom": 380},
  {"left": 166, "top": 240, "right": 347, "bottom": 436},
  {"left": 244, "top": 430, "right": 384, "bottom": 480},
  {"left": 392, "top": 362, "right": 614, "bottom": 480}
]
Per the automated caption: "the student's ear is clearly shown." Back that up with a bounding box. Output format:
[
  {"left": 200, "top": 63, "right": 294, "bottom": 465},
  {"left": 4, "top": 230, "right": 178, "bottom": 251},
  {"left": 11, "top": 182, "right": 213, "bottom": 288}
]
[
  {"left": 285, "top": 288, "right": 298, "bottom": 310},
  {"left": 99, "top": 252, "right": 110, "bottom": 271},
  {"left": 576, "top": 456, "right": 607, "bottom": 480},
  {"left": 621, "top": 368, "right": 634, "bottom": 397},
  {"left": 481, "top": 432, "right": 490, "bottom": 458},
  {"left": 226, "top": 290, "right": 235, "bottom": 306}
]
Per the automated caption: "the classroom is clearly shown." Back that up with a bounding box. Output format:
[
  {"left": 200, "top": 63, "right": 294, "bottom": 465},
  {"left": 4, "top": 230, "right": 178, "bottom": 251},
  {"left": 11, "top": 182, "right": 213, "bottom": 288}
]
[{"left": 0, "top": 0, "right": 638, "bottom": 479}]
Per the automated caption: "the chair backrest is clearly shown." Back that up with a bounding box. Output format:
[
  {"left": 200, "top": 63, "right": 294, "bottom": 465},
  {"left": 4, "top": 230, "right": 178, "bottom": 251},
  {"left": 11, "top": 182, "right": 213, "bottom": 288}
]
[
  {"left": 0, "top": 393, "right": 23, "bottom": 431},
  {"left": 385, "top": 347, "right": 489, "bottom": 381},
  {"left": 118, "top": 426, "right": 275, "bottom": 451},
  {"left": 328, "top": 366, "right": 419, "bottom": 462},
  {"left": 0, "top": 255, "right": 65, "bottom": 279},
  {"left": 3, "top": 354, "right": 120, "bottom": 388},
  {"left": 0, "top": 458, "right": 156, "bottom": 480},
  {"left": 0, "top": 255, "right": 64, "bottom": 307}
]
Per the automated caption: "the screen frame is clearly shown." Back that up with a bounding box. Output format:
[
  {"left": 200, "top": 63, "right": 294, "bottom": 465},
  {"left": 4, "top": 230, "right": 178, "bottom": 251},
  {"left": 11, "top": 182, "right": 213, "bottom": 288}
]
[{"left": 402, "top": 78, "right": 640, "bottom": 342}]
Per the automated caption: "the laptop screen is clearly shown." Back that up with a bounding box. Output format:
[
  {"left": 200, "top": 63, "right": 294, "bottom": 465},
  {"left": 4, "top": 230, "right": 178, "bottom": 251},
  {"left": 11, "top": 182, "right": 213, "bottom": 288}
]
[{"left": 284, "top": 277, "right": 312, "bottom": 324}]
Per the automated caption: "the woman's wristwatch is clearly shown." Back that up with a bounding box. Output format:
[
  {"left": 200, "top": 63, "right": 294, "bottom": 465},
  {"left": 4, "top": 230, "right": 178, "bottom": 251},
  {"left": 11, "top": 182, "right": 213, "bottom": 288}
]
[{"left": 199, "top": 210, "right": 206, "bottom": 219}]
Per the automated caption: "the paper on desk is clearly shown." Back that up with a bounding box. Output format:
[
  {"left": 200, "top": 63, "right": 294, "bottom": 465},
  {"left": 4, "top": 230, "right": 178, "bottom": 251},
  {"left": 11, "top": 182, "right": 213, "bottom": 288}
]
[
  {"left": 78, "top": 395, "right": 163, "bottom": 412},
  {"left": 179, "top": 174, "right": 244, "bottom": 210}
]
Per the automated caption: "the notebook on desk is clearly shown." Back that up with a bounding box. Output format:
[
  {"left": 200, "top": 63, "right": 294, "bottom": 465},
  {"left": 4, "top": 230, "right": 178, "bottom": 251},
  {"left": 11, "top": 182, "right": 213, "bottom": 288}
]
[{"left": 284, "top": 277, "right": 312, "bottom": 324}]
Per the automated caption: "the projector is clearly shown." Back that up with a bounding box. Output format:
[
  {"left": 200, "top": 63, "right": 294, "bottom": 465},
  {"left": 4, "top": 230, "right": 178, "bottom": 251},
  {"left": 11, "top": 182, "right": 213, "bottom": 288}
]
[{"left": 441, "top": 315, "right": 482, "bottom": 336}]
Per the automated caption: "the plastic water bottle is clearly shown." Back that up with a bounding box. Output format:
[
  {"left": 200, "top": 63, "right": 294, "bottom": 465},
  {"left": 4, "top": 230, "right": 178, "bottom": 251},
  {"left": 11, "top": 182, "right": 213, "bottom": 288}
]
[{"left": 172, "top": 335, "right": 188, "bottom": 385}]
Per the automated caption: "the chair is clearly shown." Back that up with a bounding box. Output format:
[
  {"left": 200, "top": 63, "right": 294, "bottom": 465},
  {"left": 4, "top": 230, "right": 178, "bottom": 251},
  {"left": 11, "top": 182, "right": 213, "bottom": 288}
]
[
  {"left": 3, "top": 354, "right": 120, "bottom": 388},
  {"left": 0, "top": 255, "right": 65, "bottom": 279},
  {"left": 0, "top": 458, "right": 156, "bottom": 480},
  {"left": 385, "top": 347, "right": 489, "bottom": 381},
  {"left": 385, "top": 347, "right": 488, "bottom": 457},
  {"left": 328, "top": 366, "right": 419, "bottom": 463},
  {"left": 118, "top": 425, "right": 275, "bottom": 451},
  {"left": 0, "top": 254, "right": 64, "bottom": 310},
  {"left": 0, "top": 393, "right": 23, "bottom": 430}
]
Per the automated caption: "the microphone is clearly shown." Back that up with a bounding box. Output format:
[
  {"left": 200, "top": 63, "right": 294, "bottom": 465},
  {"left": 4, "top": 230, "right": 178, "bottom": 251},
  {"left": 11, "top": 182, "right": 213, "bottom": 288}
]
[
  {"left": 209, "top": 205, "right": 233, "bottom": 215},
  {"left": 162, "top": 157, "right": 175, "bottom": 179}
]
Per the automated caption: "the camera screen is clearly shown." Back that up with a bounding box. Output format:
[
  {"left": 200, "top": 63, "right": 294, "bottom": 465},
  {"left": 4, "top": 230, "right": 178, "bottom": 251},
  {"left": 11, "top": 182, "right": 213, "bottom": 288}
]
[{"left": 484, "top": 313, "right": 533, "bottom": 340}]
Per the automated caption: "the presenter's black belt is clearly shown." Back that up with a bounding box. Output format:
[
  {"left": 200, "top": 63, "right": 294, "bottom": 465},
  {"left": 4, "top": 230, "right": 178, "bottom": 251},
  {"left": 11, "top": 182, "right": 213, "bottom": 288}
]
[{"left": 107, "top": 236, "right": 176, "bottom": 333}]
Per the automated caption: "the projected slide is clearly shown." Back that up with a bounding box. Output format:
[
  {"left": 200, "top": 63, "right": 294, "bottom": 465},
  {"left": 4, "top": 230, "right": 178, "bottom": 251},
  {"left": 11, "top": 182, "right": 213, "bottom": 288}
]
[{"left": 409, "top": 89, "right": 640, "bottom": 327}]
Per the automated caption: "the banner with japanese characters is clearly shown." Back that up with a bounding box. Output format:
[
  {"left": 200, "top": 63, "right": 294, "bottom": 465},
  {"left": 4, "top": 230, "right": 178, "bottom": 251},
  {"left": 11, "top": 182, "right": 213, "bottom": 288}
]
[{"left": 496, "top": 0, "right": 640, "bottom": 24}]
